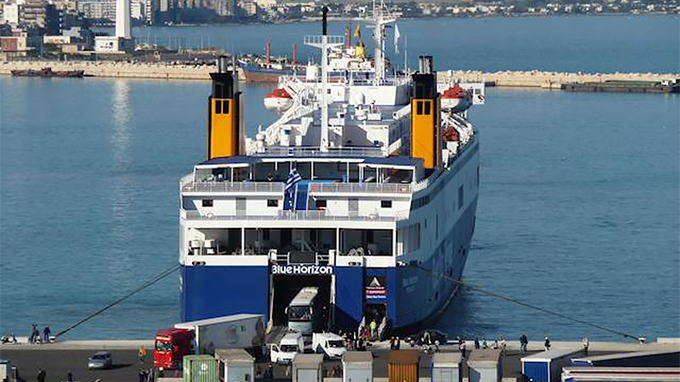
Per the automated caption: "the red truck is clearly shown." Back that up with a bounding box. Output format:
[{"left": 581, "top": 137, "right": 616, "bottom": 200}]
[
  {"left": 154, "top": 328, "right": 194, "bottom": 370},
  {"left": 154, "top": 314, "right": 265, "bottom": 371}
]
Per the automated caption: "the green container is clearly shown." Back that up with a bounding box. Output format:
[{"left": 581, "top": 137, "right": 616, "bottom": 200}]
[{"left": 183, "top": 354, "right": 219, "bottom": 382}]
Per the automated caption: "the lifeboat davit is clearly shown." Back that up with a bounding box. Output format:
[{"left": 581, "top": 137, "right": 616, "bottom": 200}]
[
  {"left": 441, "top": 85, "right": 472, "bottom": 113},
  {"left": 264, "top": 88, "right": 293, "bottom": 114}
]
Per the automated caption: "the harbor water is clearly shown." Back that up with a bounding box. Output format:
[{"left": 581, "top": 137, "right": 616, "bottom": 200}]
[{"left": 1, "top": 15, "right": 678, "bottom": 341}]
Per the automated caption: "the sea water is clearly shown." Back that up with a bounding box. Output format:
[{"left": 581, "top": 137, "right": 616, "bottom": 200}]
[{"left": 1, "top": 15, "right": 678, "bottom": 341}]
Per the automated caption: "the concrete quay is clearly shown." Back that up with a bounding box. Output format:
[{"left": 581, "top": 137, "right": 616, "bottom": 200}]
[
  {"left": 1, "top": 61, "right": 678, "bottom": 89},
  {"left": 0, "top": 61, "right": 215, "bottom": 80},
  {"left": 1, "top": 339, "right": 678, "bottom": 382},
  {"left": 439, "top": 70, "right": 679, "bottom": 89}
]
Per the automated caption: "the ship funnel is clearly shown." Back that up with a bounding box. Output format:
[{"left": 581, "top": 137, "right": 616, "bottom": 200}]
[
  {"left": 418, "top": 55, "right": 433, "bottom": 74},
  {"left": 207, "top": 58, "right": 244, "bottom": 159},
  {"left": 217, "top": 55, "right": 229, "bottom": 73},
  {"left": 410, "top": 57, "right": 441, "bottom": 170}
]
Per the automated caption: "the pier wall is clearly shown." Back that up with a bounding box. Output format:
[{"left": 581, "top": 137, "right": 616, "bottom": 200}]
[
  {"left": 0, "top": 61, "right": 677, "bottom": 87},
  {"left": 439, "top": 70, "right": 678, "bottom": 89}
]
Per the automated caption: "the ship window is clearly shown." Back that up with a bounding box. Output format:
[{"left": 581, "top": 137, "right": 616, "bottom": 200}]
[
  {"left": 381, "top": 200, "right": 392, "bottom": 208},
  {"left": 458, "top": 186, "right": 464, "bottom": 210},
  {"left": 416, "top": 101, "right": 423, "bottom": 115},
  {"left": 267, "top": 199, "right": 278, "bottom": 207},
  {"left": 222, "top": 100, "right": 230, "bottom": 114},
  {"left": 202, "top": 199, "right": 213, "bottom": 207},
  {"left": 316, "top": 199, "right": 327, "bottom": 208},
  {"left": 215, "top": 100, "right": 222, "bottom": 114},
  {"left": 424, "top": 101, "right": 431, "bottom": 115}
]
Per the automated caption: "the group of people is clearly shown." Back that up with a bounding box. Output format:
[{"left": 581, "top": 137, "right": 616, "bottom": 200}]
[
  {"left": 457, "top": 336, "right": 508, "bottom": 358},
  {"left": 338, "top": 330, "right": 368, "bottom": 351},
  {"left": 29, "top": 324, "right": 51, "bottom": 344},
  {"left": 388, "top": 336, "right": 402, "bottom": 350},
  {"left": 37, "top": 368, "right": 72, "bottom": 382}
]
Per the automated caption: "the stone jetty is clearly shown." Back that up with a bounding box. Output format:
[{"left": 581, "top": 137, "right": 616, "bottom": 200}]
[{"left": 1, "top": 61, "right": 677, "bottom": 89}]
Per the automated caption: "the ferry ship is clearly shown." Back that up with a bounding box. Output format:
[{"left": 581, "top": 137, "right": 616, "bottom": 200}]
[{"left": 178, "top": 5, "right": 484, "bottom": 334}]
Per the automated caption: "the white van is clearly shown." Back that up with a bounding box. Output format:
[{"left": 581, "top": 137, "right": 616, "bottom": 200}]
[
  {"left": 270, "top": 332, "right": 306, "bottom": 364},
  {"left": 312, "top": 333, "right": 346, "bottom": 359}
]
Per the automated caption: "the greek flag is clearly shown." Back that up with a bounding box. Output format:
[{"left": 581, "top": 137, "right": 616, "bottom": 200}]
[{"left": 284, "top": 168, "right": 302, "bottom": 210}]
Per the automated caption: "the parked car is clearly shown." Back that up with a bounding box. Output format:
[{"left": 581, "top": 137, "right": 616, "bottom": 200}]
[
  {"left": 405, "top": 330, "right": 448, "bottom": 347},
  {"left": 88, "top": 351, "right": 113, "bottom": 369}
]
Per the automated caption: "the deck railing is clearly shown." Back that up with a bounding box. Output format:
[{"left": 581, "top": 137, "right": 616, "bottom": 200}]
[
  {"left": 182, "top": 181, "right": 284, "bottom": 193},
  {"left": 183, "top": 209, "right": 409, "bottom": 222},
  {"left": 308, "top": 182, "right": 412, "bottom": 194},
  {"left": 255, "top": 146, "right": 384, "bottom": 158}
]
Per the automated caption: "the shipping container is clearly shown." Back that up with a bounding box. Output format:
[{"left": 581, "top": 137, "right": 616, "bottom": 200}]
[
  {"left": 431, "top": 352, "right": 463, "bottom": 382},
  {"left": 561, "top": 366, "right": 680, "bottom": 381},
  {"left": 293, "top": 353, "right": 324, "bottom": 382},
  {"left": 467, "top": 349, "right": 502, "bottom": 382},
  {"left": 184, "top": 354, "right": 219, "bottom": 382},
  {"left": 570, "top": 350, "right": 680, "bottom": 367},
  {"left": 522, "top": 349, "right": 584, "bottom": 382},
  {"left": 388, "top": 350, "right": 420, "bottom": 382},
  {"left": 342, "top": 351, "right": 373, "bottom": 382},
  {"left": 215, "top": 349, "right": 255, "bottom": 382}
]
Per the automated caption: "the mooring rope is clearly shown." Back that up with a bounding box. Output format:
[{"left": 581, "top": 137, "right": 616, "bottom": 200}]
[
  {"left": 415, "top": 264, "right": 642, "bottom": 341},
  {"left": 55, "top": 264, "right": 181, "bottom": 338}
]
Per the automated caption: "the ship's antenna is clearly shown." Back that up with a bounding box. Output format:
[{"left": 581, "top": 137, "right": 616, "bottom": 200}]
[
  {"left": 321, "top": 6, "right": 329, "bottom": 152},
  {"left": 404, "top": 35, "right": 408, "bottom": 73}
]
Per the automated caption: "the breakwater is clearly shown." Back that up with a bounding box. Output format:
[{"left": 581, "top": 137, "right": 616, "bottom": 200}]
[
  {"left": 441, "top": 70, "right": 678, "bottom": 89},
  {"left": 1, "top": 61, "right": 677, "bottom": 89}
]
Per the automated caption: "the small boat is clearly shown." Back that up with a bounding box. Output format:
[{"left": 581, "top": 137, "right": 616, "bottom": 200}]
[
  {"left": 263, "top": 88, "right": 294, "bottom": 114},
  {"left": 10, "top": 67, "right": 85, "bottom": 78},
  {"left": 441, "top": 84, "right": 472, "bottom": 113},
  {"left": 562, "top": 79, "right": 680, "bottom": 94}
]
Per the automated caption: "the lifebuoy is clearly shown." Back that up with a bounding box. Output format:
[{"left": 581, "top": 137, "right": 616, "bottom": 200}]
[
  {"left": 206, "top": 212, "right": 215, "bottom": 219},
  {"left": 477, "top": 94, "right": 485, "bottom": 102}
]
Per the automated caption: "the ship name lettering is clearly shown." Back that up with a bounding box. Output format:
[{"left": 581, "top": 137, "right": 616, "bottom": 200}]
[{"left": 272, "top": 264, "right": 333, "bottom": 275}]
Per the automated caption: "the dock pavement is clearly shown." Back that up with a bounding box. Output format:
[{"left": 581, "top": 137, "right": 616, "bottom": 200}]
[{"left": 1, "top": 339, "right": 678, "bottom": 382}]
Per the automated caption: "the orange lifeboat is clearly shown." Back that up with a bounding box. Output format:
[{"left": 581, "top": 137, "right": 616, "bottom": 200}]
[
  {"left": 264, "top": 88, "right": 293, "bottom": 114},
  {"left": 441, "top": 84, "right": 472, "bottom": 113}
]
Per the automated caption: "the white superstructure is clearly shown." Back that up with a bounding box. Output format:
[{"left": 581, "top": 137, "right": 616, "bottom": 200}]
[{"left": 178, "top": 4, "right": 483, "bottom": 333}]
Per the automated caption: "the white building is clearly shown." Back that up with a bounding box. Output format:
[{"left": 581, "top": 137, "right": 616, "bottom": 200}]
[{"left": 3, "top": 2, "right": 20, "bottom": 24}]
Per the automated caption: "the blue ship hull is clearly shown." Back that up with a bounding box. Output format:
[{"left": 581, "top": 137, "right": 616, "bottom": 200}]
[{"left": 179, "top": 196, "right": 477, "bottom": 330}]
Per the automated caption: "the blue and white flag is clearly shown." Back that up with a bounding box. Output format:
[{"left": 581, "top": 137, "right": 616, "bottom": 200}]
[
  {"left": 284, "top": 168, "right": 302, "bottom": 210},
  {"left": 394, "top": 24, "right": 401, "bottom": 54},
  {"left": 285, "top": 168, "right": 302, "bottom": 192}
]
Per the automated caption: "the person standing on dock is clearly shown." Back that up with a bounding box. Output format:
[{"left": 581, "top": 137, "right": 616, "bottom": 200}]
[
  {"left": 582, "top": 336, "right": 590, "bottom": 356},
  {"left": 520, "top": 334, "right": 528, "bottom": 352},
  {"left": 43, "top": 326, "right": 51, "bottom": 343},
  {"left": 30, "top": 324, "right": 38, "bottom": 343},
  {"left": 474, "top": 338, "right": 480, "bottom": 349},
  {"left": 37, "top": 368, "right": 46, "bottom": 382},
  {"left": 66, "top": 370, "right": 73, "bottom": 382},
  {"left": 544, "top": 337, "right": 551, "bottom": 350},
  {"left": 396, "top": 336, "right": 401, "bottom": 350},
  {"left": 138, "top": 345, "right": 147, "bottom": 365},
  {"left": 458, "top": 339, "right": 466, "bottom": 358}
]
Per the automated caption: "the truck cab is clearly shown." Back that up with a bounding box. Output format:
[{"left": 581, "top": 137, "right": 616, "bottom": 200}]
[
  {"left": 312, "top": 333, "right": 346, "bottom": 359},
  {"left": 270, "top": 332, "right": 305, "bottom": 364},
  {"left": 154, "top": 328, "right": 193, "bottom": 370}
]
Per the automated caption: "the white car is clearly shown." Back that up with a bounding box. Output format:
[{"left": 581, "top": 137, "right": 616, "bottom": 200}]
[
  {"left": 88, "top": 351, "right": 113, "bottom": 369},
  {"left": 270, "top": 332, "right": 305, "bottom": 364},
  {"left": 312, "top": 333, "right": 346, "bottom": 359}
]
